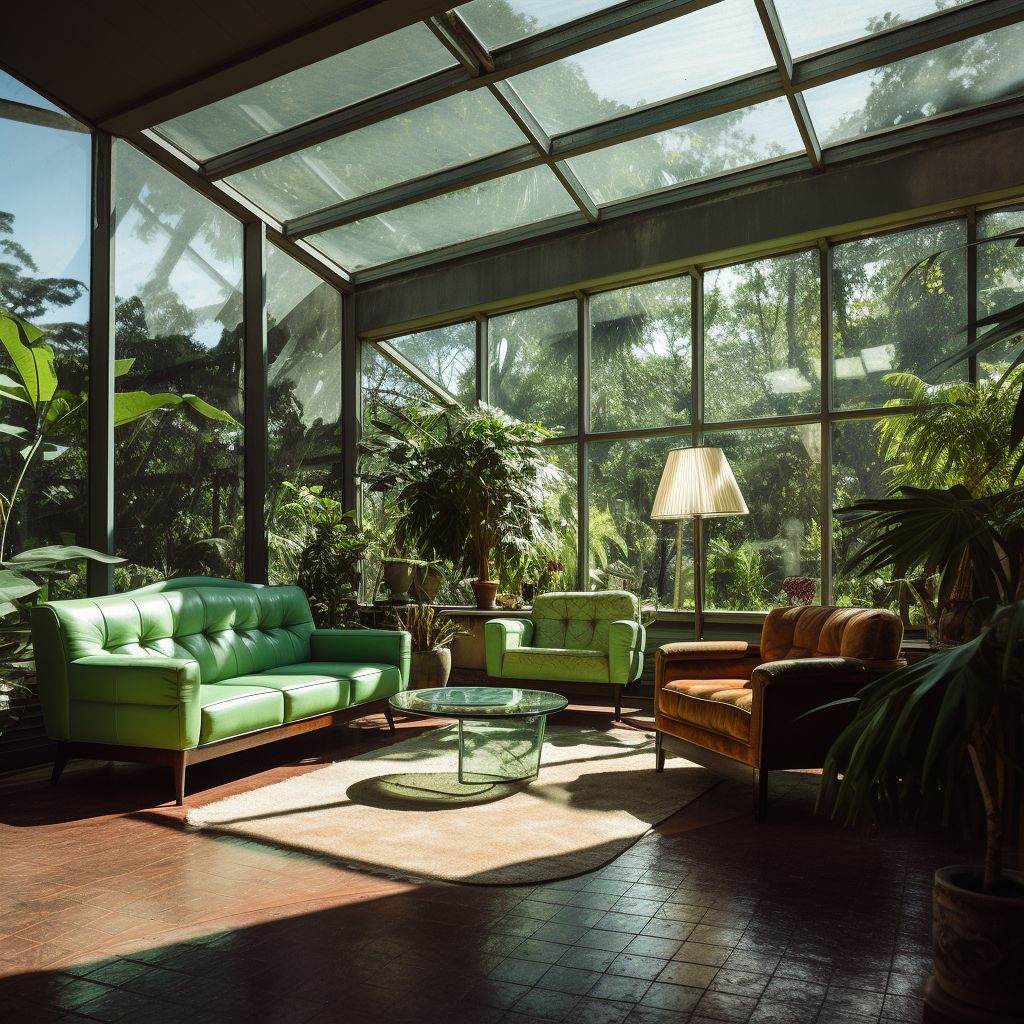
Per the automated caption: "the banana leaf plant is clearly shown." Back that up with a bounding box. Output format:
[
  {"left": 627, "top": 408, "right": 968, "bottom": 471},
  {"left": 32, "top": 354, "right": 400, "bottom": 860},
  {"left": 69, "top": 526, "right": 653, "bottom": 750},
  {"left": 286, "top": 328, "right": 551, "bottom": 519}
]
[
  {"left": 817, "top": 600, "right": 1024, "bottom": 895},
  {"left": 360, "top": 402, "right": 558, "bottom": 586},
  {"left": 897, "top": 226, "right": 1024, "bottom": 475},
  {"left": 835, "top": 484, "right": 1024, "bottom": 635}
]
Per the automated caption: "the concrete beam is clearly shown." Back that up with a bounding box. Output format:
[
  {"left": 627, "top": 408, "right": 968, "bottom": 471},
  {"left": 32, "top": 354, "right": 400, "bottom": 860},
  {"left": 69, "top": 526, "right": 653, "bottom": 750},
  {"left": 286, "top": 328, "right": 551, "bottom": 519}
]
[{"left": 355, "top": 116, "right": 1024, "bottom": 337}]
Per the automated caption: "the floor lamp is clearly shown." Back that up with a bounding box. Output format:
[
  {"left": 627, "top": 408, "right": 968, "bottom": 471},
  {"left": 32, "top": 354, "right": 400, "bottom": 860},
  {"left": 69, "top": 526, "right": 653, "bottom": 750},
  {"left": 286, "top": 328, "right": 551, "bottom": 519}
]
[{"left": 651, "top": 447, "right": 748, "bottom": 640}]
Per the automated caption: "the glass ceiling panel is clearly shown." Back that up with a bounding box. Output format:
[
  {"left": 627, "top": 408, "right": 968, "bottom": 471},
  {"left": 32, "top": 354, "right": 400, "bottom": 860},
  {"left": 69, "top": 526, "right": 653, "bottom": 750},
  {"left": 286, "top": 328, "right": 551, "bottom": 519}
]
[
  {"left": 508, "top": 0, "right": 775, "bottom": 135},
  {"left": 566, "top": 96, "right": 804, "bottom": 205},
  {"left": 225, "top": 91, "right": 527, "bottom": 222},
  {"left": 0, "top": 69, "right": 63, "bottom": 113},
  {"left": 456, "top": 0, "right": 613, "bottom": 50},
  {"left": 803, "top": 21, "right": 1024, "bottom": 147},
  {"left": 309, "top": 165, "right": 579, "bottom": 271},
  {"left": 774, "top": 0, "right": 974, "bottom": 60},
  {"left": 154, "top": 24, "right": 455, "bottom": 162}
]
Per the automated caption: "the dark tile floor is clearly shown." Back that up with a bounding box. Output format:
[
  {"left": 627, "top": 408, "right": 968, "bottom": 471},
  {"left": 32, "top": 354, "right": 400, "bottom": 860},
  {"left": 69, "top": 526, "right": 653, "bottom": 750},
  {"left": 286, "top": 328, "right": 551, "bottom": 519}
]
[{"left": 0, "top": 708, "right": 981, "bottom": 1023}]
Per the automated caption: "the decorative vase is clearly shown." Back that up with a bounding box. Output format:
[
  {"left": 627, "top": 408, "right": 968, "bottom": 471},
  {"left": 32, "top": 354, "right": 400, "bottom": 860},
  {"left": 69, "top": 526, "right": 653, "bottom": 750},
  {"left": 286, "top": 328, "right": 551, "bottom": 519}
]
[
  {"left": 924, "top": 865, "right": 1024, "bottom": 1020},
  {"left": 471, "top": 580, "right": 498, "bottom": 610},
  {"left": 411, "top": 563, "right": 443, "bottom": 604},
  {"left": 409, "top": 648, "right": 451, "bottom": 689},
  {"left": 783, "top": 577, "right": 818, "bottom": 606},
  {"left": 382, "top": 559, "right": 414, "bottom": 602}
]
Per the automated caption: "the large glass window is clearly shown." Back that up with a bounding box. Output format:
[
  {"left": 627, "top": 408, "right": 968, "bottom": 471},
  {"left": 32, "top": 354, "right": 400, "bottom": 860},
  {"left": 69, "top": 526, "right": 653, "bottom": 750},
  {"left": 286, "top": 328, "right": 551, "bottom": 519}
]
[
  {"left": 266, "top": 245, "right": 343, "bottom": 584},
  {"left": 704, "top": 250, "right": 820, "bottom": 423},
  {"left": 704, "top": 427, "right": 822, "bottom": 611},
  {"left": 590, "top": 277, "right": 691, "bottom": 433},
  {"left": 832, "top": 220, "right": 967, "bottom": 411},
  {"left": 588, "top": 436, "right": 693, "bottom": 609},
  {"left": 977, "top": 204, "right": 1024, "bottom": 379},
  {"left": 113, "top": 142, "right": 244, "bottom": 587},
  {"left": 0, "top": 103, "right": 90, "bottom": 596},
  {"left": 489, "top": 301, "right": 577, "bottom": 434}
]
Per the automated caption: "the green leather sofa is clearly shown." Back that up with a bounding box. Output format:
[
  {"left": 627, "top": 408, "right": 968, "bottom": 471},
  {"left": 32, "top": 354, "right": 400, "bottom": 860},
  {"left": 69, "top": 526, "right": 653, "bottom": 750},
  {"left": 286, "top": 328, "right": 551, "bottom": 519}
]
[
  {"left": 484, "top": 591, "right": 646, "bottom": 720},
  {"left": 31, "top": 577, "right": 410, "bottom": 804}
]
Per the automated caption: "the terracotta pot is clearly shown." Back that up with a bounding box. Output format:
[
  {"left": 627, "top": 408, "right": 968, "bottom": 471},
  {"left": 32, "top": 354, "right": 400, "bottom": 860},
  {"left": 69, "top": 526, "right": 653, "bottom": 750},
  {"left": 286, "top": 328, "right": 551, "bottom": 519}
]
[
  {"left": 409, "top": 648, "right": 451, "bottom": 689},
  {"left": 382, "top": 559, "right": 414, "bottom": 601},
  {"left": 926, "top": 865, "right": 1024, "bottom": 1019},
  {"left": 471, "top": 580, "right": 498, "bottom": 610}
]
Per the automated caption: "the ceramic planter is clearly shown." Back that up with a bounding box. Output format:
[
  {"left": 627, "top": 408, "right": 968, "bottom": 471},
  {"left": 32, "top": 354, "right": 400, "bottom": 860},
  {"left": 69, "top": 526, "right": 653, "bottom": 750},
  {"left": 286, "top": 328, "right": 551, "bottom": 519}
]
[
  {"left": 409, "top": 648, "right": 451, "bottom": 689},
  {"left": 925, "top": 865, "right": 1024, "bottom": 1020},
  {"left": 411, "top": 563, "right": 443, "bottom": 604},
  {"left": 471, "top": 580, "right": 498, "bottom": 610},
  {"left": 382, "top": 559, "right": 414, "bottom": 602}
]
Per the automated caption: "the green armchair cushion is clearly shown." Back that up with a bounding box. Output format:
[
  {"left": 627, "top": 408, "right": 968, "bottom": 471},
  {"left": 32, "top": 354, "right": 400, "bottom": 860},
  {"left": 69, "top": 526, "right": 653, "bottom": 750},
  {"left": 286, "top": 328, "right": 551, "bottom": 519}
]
[{"left": 486, "top": 591, "right": 645, "bottom": 686}]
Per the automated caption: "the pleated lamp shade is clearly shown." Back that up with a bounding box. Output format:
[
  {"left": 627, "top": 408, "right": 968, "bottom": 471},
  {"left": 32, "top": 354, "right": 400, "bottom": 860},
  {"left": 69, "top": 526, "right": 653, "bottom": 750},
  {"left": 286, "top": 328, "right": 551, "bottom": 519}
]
[{"left": 650, "top": 447, "right": 749, "bottom": 519}]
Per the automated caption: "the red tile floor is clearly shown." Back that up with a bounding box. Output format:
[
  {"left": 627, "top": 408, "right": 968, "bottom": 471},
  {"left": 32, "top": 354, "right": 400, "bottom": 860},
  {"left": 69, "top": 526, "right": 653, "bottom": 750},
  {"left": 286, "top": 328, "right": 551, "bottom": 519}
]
[{"left": 0, "top": 707, "right": 979, "bottom": 1023}]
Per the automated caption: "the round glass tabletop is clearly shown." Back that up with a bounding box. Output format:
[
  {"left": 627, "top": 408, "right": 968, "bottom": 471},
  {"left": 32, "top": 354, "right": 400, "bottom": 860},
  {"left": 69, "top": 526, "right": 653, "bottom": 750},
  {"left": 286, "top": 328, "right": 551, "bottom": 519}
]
[{"left": 389, "top": 686, "right": 568, "bottom": 719}]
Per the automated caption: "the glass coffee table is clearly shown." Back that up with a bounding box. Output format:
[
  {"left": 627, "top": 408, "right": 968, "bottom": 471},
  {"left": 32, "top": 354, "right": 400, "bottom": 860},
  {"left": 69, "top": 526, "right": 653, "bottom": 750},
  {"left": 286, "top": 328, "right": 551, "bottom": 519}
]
[{"left": 389, "top": 687, "right": 568, "bottom": 784}]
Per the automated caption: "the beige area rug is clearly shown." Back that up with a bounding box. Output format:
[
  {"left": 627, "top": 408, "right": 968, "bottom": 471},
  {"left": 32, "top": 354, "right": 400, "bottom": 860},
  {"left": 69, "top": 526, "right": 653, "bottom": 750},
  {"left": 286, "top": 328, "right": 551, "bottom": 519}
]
[{"left": 186, "top": 725, "right": 717, "bottom": 885}]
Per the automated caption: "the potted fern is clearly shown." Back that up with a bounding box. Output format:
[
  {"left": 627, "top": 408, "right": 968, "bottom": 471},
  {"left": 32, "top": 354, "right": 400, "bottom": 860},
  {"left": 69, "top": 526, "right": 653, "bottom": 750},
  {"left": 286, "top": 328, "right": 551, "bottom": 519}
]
[{"left": 817, "top": 601, "right": 1023, "bottom": 1019}]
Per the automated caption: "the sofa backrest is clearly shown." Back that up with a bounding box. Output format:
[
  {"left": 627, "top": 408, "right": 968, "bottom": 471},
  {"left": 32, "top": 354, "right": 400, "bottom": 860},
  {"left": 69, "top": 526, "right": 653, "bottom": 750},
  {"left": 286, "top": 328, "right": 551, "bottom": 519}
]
[
  {"left": 35, "top": 584, "right": 315, "bottom": 684},
  {"left": 532, "top": 591, "right": 639, "bottom": 652},
  {"left": 760, "top": 605, "right": 904, "bottom": 663}
]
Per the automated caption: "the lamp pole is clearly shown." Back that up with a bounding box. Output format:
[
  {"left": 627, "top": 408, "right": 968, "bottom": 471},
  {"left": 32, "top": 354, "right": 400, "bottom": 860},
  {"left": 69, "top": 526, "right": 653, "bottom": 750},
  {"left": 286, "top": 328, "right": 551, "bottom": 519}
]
[{"left": 693, "top": 513, "right": 704, "bottom": 641}]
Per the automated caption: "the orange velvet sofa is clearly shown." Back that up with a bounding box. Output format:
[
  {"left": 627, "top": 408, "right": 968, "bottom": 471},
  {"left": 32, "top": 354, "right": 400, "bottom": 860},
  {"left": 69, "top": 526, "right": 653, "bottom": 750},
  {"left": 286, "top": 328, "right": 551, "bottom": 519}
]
[{"left": 654, "top": 605, "right": 905, "bottom": 821}]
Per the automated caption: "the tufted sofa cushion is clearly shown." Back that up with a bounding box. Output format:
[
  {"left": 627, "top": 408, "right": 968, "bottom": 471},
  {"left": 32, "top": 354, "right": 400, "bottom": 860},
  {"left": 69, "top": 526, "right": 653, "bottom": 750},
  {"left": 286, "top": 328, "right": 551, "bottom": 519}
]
[
  {"left": 532, "top": 591, "right": 640, "bottom": 651},
  {"left": 45, "top": 585, "right": 314, "bottom": 684},
  {"left": 759, "top": 605, "right": 904, "bottom": 664}
]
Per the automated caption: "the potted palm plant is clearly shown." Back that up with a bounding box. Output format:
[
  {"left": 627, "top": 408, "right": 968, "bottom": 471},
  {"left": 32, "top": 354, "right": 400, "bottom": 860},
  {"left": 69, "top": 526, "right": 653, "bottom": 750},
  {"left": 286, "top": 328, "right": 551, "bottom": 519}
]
[
  {"left": 817, "top": 602, "right": 1023, "bottom": 1020},
  {"left": 361, "top": 403, "right": 558, "bottom": 610},
  {"left": 387, "top": 603, "right": 464, "bottom": 688}
]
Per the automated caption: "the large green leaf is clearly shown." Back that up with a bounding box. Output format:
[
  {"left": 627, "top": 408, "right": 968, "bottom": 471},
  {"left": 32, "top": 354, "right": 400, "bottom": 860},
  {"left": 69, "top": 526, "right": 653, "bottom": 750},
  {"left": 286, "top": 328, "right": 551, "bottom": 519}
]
[
  {"left": 0, "top": 311, "right": 57, "bottom": 410},
  {"left": 114, "top": 391, "right": 240, "bottom": 427},
  {"left": 0, "top": 569, "right": 40, "bottom": 617},
  {"left": 4, "top": 545, "right": 127, "bottom": 571},
  {"left": 114, "top": 358, "right": 135, "bottom": 377}
]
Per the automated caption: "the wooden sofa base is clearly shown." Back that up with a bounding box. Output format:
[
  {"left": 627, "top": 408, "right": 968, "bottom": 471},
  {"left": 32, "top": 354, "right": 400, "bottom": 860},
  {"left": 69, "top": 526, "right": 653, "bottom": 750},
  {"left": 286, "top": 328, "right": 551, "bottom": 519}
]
[
  {"left": 485, "top": 677, "right": 629, "bottom": 721},
  {"left": 655, "top": 731, "right": 769, "bottom": 823},
  {"left": 50, "top": 698, "right": 396, "bottom": 806}
]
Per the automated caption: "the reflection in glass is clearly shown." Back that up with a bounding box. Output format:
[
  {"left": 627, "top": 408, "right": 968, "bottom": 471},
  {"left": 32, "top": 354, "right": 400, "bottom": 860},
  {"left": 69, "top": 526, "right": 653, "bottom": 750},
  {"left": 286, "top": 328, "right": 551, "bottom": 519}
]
[
  {"left": 113, "top": 142, "right": 244, "bottom": 586},
  {"left": 266, "top": 245, "right": 343, "bottom": 584},
  {"left": 456, "top": 0, "right": 612, "bottom": 49},
  {"left": 566, "top": 98, "right": 804, "bottom": 205},
  {"left": 590, "top": 277, "right": 691, "bottom": 432},
  {"left": 509, "top": 0, "right": 774, "bottom": 134},
  {"left": 390, "top": 325, "right": 477, "bottom": 405},
  {"left": 226, "top": 92, "right": 527, "bottom": 222},
  {"left": 155, "top": 24, "right": 455, "bottom": 161},
  {"left": 804, "top": 22, "right": 1024, "bottom": 147},
  {"left": 832, "top": 220, "right": 967, "bottom": 411},
  {"left": 977, "top": 205, "right": 1024, "bottom": 379},
  {"left": 0, "top": 114, "right": 90, "bottom": 596},
  {"left": 774, "top": 0, "right": 973, "bottom": 60},
  {"left": 588, "top": 436, "right": 693, "bottom": 609},
  {"left": 704, "top": 250, "right": 820, "bottom": 423},
  {"left": 489, "top": 301, "right": 577, "bottom": 434},
  {"left": 704, "top": 428, "right": 821, "bottom": 610},
  {"left": 309, "top": 165, "right": 579, "bottom": 271}
]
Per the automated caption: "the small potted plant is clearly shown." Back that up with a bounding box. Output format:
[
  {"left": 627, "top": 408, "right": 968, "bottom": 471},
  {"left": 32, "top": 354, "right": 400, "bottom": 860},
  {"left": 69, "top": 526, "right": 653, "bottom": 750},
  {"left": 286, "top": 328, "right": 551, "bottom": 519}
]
[
  {"left": 387, "top": 603, "right": 465, "bottom": 688},
  {"left": 816, "top": 601, "right": 1024, "bottom": 1019}
]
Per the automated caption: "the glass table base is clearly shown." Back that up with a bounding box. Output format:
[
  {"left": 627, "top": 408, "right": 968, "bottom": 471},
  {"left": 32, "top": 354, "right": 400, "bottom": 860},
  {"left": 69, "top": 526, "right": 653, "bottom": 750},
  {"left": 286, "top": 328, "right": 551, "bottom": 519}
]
[{"left": 458, "top": 716, "right": 547, "bottom": 784}]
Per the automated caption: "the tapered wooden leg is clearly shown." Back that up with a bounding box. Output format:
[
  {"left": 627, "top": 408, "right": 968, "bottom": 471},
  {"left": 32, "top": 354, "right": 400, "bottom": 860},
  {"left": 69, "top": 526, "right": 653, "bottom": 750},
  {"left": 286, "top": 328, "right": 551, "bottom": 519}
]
[
  {"left": 173, "top": 751, "right": 186, "bottom": 806},
  {"left": 614, "top": 685, "right": 622, "bottom": 722},
  {"left": 383, "top": 704, "right": 395, "bottom": 733},
  {"left": 753, "top": 768, "right": 768, "bottom": 823},
  {"left": 655, "top": 731, "right": 665, "bottom": 773},
  {"left": 50, "top": 742, "right": 70, "bottom": 786}
]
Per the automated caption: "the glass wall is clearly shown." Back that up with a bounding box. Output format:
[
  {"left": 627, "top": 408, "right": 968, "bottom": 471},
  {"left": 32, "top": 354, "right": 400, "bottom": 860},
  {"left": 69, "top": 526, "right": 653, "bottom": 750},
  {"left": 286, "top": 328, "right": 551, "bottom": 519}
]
[
  {"left": 112, "top": 141, "right": 244, "bottom": 588},
  {"left": 266, "top": 244, "right": 343, "bottom": 584},
  {"left": 0, "top": 85, "right": 90, "bottom": 597},
  {"left": 361, "top": 201, "right": 1013, "bottom": 622}
]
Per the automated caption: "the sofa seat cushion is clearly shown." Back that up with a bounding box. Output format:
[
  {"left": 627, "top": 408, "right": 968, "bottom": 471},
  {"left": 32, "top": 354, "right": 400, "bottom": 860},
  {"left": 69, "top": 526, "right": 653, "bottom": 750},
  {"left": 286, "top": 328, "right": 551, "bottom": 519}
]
[
  {"left": 265, "top": 662, "right": 403, "bottom": 705},
  {"left": 502, "top": 647, "right": 610, "bottom": 684},
  {"left": 222, "top": 667, "right": 350, "bottom": 723},
  {"left": 659, "top": 679, "right": 752, "bottom": 743},
  {"left": 199, "top": 684, "right": 284, "bottom": 744}
]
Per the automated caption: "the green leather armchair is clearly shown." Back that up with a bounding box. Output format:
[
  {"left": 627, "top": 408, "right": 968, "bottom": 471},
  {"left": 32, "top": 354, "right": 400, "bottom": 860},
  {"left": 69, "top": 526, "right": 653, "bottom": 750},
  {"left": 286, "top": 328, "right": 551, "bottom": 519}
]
[{"left": 485, "top": 591, "right": 646, "bottom": 720}]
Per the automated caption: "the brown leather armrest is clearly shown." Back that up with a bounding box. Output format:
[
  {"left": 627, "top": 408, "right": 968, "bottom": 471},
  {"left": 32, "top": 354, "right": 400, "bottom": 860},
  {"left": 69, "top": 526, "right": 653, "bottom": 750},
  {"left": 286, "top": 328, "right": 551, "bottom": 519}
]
[
  {"left": 749, "top": 657, "right": 868, "bottom": 689},
  {"left": 657, "top": 641, "right": 757, "bottom": 660}
]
